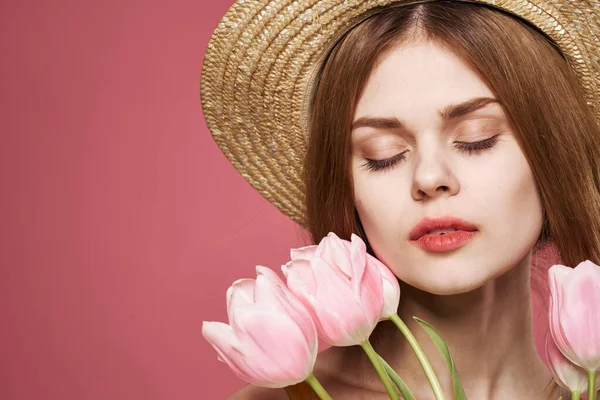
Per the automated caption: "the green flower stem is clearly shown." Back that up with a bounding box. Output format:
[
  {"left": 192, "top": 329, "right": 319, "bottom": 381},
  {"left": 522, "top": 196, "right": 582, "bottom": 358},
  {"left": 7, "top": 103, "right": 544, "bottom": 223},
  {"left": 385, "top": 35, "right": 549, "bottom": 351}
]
[
  {"left": 570, "top": 390, "right": 580, "bottom": 400},
  {"left": 360, "top": 340, "right": 400, "bottom": 400},
  {"left": 389, "top": 313, "right": 446, "bottom": 400},
  {"left": 588, "top": 369, "right": 597, "bottom": 400},
  {"left": 377, "top": 354, "right": 416, "bottom": 400},
  {"left": 304, "top": 372, "right": 333, "bottom": 400}
]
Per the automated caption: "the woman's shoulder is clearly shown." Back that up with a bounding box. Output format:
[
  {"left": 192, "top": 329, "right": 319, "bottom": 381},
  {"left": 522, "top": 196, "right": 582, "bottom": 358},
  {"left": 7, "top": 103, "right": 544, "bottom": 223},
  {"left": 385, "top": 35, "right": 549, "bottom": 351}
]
[{"left": 227, "top": 385, "right": 289, "bottom": 400}]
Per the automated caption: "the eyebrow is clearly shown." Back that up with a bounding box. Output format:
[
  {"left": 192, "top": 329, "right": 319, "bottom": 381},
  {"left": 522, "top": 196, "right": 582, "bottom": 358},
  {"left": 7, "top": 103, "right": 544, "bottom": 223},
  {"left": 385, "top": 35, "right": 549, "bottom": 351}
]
[{"left": 352, "top": 97, "right": 500, "bottom": 131}]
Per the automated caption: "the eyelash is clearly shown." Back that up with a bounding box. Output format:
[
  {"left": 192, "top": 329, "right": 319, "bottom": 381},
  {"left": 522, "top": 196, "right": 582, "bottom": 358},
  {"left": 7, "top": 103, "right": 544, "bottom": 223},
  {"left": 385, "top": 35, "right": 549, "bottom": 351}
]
[{"left": 361, "top": 133, "right": 501, "bottom": 173}]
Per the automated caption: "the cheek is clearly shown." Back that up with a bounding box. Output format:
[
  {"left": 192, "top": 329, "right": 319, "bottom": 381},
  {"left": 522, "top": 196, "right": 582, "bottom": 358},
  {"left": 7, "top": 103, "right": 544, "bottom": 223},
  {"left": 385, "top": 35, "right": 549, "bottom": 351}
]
[
  {"left": 353, "top": 169, "right": 410, "bottom": 235},
  {"left": 501, "top": 155, "right": 541, "bottom": 216},
  {"left": 354, "top": 183, "right": 391, "bottom": 229},
  {"left": 476, "top": 147, "right": 543, "bottom": 245}
]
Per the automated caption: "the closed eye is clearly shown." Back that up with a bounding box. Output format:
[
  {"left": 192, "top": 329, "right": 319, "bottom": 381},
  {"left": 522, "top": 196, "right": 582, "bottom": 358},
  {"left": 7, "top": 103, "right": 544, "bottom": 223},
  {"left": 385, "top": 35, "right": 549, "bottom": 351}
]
[
  {"left": 360, "top": 134, "right": 501, "bottom": 173},
  {"left": 361, "top": 150, "right": 409, "bottom": 172},
  {"left": 454, "top": 133, "right": 501, "bottom": 154}
]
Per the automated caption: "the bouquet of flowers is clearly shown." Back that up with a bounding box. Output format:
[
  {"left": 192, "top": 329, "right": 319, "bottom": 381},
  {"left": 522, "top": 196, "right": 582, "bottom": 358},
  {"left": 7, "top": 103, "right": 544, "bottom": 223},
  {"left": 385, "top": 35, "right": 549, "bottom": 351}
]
[{"left": 202, "top": 233, "right": 600, "bottom": 400}]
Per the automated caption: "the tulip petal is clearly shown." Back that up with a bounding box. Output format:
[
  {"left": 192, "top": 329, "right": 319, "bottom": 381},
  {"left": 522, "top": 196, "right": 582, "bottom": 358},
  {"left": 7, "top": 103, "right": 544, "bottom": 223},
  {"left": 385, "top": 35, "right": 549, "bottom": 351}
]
[
  {"left": 290, "top": 245, "right": 317, "bottom": 261},
  {"left": 202, "top": 321, "right": 256, "bottom": 384},
  {"left": 559, "top": 261, "right": 600, "bottom": 370},
  {"left": 549, "top": 265, "right": 578, "bottom": 364},
  {"left": 355, "top": 261, "right": 384, "bottom": 340},
  {"left": 317, "top": 232, "right": 353, "bottom": 278},
  {"left": 232, "top": 307, "right": 315, "bottom": 388},
  {"left": 548, "top": 265, "right": 571, "bottom": 312},
  {"left": 226, "top": 279, "right": 256, "bottom": 324},
  {"left": 254, "top": 266, "right": 288, "bottom": 308},
  {"left": 360, "top": 258, "right": 385, "bottom": 318},
  {"left": 549, "top": 295, "right": 567, "bottom": 358},
  {"left": 545, "top": 334, "right": 588, "bottom": 393},
  {"left": 254, "top": 266, "right": 318, "bottom": 355},
  {"left": 311, "top": 257, "right": 377, "bottom": 345},
  {"left": 286, "top": 258, "right": 346, "bottom": 343},
  {"left": 380, "top": 277, "right": 400, "bottom": 319},
  {"left": 371, "top": 257, "right": 400, "bottom": 319},
  {"left": 282, "top": 259, "right": 317, "bottom": 296},
  {"left": 350, "top": 234, "right": 368, "bottom": 298}
]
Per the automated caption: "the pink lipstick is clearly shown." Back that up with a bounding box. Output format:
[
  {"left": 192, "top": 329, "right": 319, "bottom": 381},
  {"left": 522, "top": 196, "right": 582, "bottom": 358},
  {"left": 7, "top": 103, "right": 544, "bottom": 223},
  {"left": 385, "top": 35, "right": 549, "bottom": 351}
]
[{"left": 409, "top": 216, "right": 477, "bottom": 253}]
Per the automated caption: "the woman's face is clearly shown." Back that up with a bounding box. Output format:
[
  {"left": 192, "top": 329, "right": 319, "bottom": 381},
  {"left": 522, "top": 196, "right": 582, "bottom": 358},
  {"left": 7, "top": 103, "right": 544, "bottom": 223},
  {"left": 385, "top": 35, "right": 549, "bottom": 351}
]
[{"left": 351, "top": 40, "right": 543, "bottom": 295}]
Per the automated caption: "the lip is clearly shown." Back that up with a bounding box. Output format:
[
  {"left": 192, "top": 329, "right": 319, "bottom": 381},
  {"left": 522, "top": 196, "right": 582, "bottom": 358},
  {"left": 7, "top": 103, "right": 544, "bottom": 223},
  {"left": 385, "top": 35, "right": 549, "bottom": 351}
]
[{"left": 409, "top": 216, "right": 478, "bottom": 253}]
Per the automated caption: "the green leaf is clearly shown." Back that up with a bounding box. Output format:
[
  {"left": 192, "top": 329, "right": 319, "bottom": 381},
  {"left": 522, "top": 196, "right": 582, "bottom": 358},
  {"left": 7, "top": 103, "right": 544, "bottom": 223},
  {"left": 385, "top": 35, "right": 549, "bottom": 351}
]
[
  {"left": 414, "top": 317, "right": 467, "bottom": 400},
  {"left": 377, "top": 354, "right": 416, "bottom": 400}
]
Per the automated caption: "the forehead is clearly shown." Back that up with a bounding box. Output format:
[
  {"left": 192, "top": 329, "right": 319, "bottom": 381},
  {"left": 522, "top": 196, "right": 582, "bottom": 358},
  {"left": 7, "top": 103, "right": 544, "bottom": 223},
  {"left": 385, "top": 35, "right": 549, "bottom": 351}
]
[{"left": 355, "top": 40, "right": 495, "bottom": 123}]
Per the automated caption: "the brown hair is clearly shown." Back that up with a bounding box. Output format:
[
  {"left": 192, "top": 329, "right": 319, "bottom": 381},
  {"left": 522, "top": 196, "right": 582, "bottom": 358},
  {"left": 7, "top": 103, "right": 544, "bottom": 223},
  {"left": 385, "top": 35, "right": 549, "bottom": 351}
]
[{"left": 302, "top": 1, "right": 600, "bottom": 268}]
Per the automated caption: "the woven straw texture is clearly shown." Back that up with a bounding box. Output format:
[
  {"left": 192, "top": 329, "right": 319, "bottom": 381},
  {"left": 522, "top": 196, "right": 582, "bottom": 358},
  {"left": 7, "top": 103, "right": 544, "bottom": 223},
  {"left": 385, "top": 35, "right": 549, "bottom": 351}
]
[{"left": 200, "top": 0, "right": 600, "bottom": 229}]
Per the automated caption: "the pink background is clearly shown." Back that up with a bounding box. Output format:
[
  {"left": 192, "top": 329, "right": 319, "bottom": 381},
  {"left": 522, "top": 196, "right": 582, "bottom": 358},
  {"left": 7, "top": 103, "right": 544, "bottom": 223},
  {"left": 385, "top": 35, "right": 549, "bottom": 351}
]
[
  {"left": 0, "top": 1, "right": 553, "bottom": 399},
  {"left": 0, "top": 0, "right": 309, "bottom": 399}
]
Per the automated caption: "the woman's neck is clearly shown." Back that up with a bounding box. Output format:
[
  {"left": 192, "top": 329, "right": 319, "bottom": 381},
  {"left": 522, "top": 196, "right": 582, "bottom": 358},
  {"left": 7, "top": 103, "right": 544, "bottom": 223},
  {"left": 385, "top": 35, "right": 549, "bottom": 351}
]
[{"left": 330, "top": 254, "right": 556, "bottom": 399}]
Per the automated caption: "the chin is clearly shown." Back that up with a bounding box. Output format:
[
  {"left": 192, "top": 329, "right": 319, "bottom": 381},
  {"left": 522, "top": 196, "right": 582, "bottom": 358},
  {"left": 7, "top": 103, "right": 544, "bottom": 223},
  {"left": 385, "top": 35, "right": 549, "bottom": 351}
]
[
  {"left": 396, "top": 259, "right": 505, "bottom": 296},
  {"left": 411, "top": 280, "right": 486, "bottom": 296}
]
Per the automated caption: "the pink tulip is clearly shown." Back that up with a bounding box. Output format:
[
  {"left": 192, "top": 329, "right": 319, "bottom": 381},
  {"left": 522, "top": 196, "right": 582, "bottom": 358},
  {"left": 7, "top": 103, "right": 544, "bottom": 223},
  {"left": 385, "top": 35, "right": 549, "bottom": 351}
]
[
  {"left": 376, "top": 257, "right": 401, "bottom": 320},
  {"left": 202, "top": 266, "right": 318, "bottom": 388},
  {"left": 549, "top": 261, "right": 600, "bottom": 372},
  {"left": 282, "top": 232, "right": 384, "bottom": 346},
  {"left": 545, "top": 334, "right": 589, "bottom": 393}
]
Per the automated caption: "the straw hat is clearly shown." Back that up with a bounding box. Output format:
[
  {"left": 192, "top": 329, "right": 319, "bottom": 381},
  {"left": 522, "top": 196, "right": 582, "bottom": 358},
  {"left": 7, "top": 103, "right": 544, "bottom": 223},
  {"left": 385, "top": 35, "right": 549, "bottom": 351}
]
[{"left": 200, "top": 0, "right": 600, "bottom": 229}]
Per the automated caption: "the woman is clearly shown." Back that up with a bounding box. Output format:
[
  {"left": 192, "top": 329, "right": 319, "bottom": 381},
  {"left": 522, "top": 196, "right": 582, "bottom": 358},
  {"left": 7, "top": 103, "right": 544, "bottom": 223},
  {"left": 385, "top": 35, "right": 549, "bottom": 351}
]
[{"left": 201, "top": 0, "right": 600, "bottom": 399}]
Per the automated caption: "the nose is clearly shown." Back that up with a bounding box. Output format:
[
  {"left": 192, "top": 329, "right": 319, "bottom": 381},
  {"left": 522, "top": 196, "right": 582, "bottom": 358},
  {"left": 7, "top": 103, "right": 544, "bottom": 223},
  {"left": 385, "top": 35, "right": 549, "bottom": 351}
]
[{"left": 411, "top": 148, "right": 460, "bottom": 201}]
